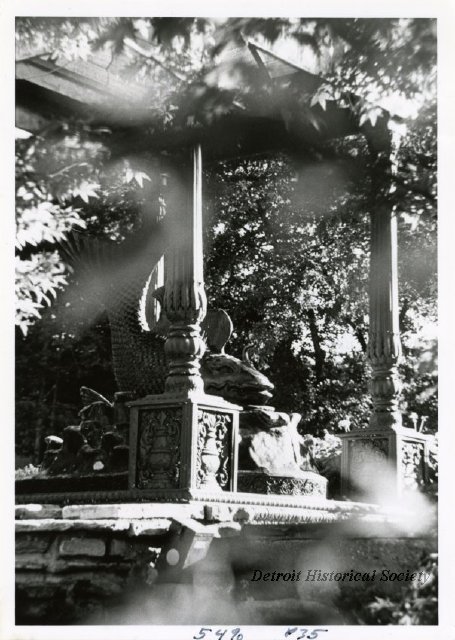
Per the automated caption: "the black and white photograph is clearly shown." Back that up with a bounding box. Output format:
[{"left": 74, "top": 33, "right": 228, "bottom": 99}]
[{"left": 3, "top": 4, "right": 452, "bottom": 638}]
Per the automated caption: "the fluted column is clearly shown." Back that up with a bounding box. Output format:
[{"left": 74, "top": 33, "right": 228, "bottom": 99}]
[
  {"left": 366, "top": 122, "right": 403, "bottom": 430},
  {"left": 367, "top": 202, "right": 402, "bottom": 429},
  {"left": 163, "top": 145, "right": 207, "bottom": 394}
]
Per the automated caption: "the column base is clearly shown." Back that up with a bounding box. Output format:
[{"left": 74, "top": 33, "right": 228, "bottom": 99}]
[
  {"left": 128, "top": 392, "right": 241, "bottom": 497},
  {"left": 340, "top": 425, "right": 435, "bottom": 501}
]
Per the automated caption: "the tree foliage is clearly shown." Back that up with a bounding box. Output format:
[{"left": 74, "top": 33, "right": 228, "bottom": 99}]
[
  {"left": 204, "top": 146, "right": 436, "bottom": 433},
  {"left": 15, "top": 17, "right": 437, "bottom": 462}
]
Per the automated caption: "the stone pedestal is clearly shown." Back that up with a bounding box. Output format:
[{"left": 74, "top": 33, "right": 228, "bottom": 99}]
[
  {"left": 340, "top": 426, "right": 434, "bottom": 500},
  {"left": 129, "top": 392, "right": 240, "bottom": 500}
]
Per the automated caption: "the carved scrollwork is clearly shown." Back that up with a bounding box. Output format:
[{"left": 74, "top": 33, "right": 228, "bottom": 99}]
[
  {"left": 215, "top": 415, "right": 230, "bottom": 487},
  {"left": 196, "top": 410, "right": 232, "bottom": 490},
  {"left": 401, "top": 440, "right": 425, "bottom": 490},
  {"left": 136, "top": 408, "right": 182, "bottom": 489},
  {"left": 237, "top": 472, "right": 327, "bottom": 496}
]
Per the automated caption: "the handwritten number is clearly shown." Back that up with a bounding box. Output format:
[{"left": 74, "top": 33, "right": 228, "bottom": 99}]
[
  {"left": 306, "top": 630, "right": 328, "bottom": 639},
  {"left": 192, "top": 626, "right": 326, "bottom": 640},
  {"left": 193, "top": 628, "right": 212, "bottom": 640}
]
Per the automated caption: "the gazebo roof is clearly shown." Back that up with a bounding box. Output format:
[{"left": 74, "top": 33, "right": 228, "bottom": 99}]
[{"left": 16, "top": 37, "right": 380, "bottom": 161}]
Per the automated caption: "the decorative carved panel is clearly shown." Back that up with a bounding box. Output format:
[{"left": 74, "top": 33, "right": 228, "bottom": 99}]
[
  {"left": 348, "top": 438, "right": 389, "bottom": 488},
  {"left": 196, "top": 409, "right": 232, "bottom": 490},
  {"left": 237, "top": 472, "right": 327, "bottom": 496},
  {"left": 401, "top": 440, "right": 425, "bottom": 490},
  {"left": 136, "top": 408, "right": 182, "bottom": 489}
]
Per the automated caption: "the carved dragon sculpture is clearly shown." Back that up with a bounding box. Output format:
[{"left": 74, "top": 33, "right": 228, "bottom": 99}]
[
  {"left": 62, "top": 220, "right": 274, "bottom": 406},
  {"left": 39, "top": 221, "right": 274, "bottom": 477},
  {"left": 44, "top": 221, "right": 321, "bottom": 487}
]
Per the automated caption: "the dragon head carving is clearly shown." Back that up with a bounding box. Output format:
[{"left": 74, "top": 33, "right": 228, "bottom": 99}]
[{"left": 201, "top": 351, "right": 274, "bottom": 406}]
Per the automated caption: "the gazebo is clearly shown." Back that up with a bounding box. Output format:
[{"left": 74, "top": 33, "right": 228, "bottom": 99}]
[
  {"left": 14, "top": 30, "right": 437, "bottom": 626},
  {"left": 16, "top": 35, "right": 432, "bottom": 502}
]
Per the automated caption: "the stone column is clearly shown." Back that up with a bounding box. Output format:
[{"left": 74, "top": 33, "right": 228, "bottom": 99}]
[
  {"left": 145, "top": 168, "right": 166, "bottom": 327},
  {"left": 367, "top": 150, "right": 402, "bottom": 430},
  {"left": 340, "top": 118, "right": 434, "bottom": 500},
  {"left": 129, "top": 145, "right": 240, "bottom": 501},
  {"left": 163, "top": 145, "right": 207, "bottom": 395}
]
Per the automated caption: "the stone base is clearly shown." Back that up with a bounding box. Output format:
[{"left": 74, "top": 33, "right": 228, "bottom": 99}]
[
  {"left": 340, "top": 425, "right": 435, "bottom": 500},
  {"left": 129, "top": 391, "right": 241, "bottom": 496},
  {"left": 15, "top": 494, "right": 380, "bottom": 527},
  {"left": 237, "top": 471, "right": 327, "bottom": 497},
  {"left": 14, "top": 500, "right": 437, "bottom": 625},
  {"left": 15, "top": 472, "right": 129, "bottom": 495}
]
